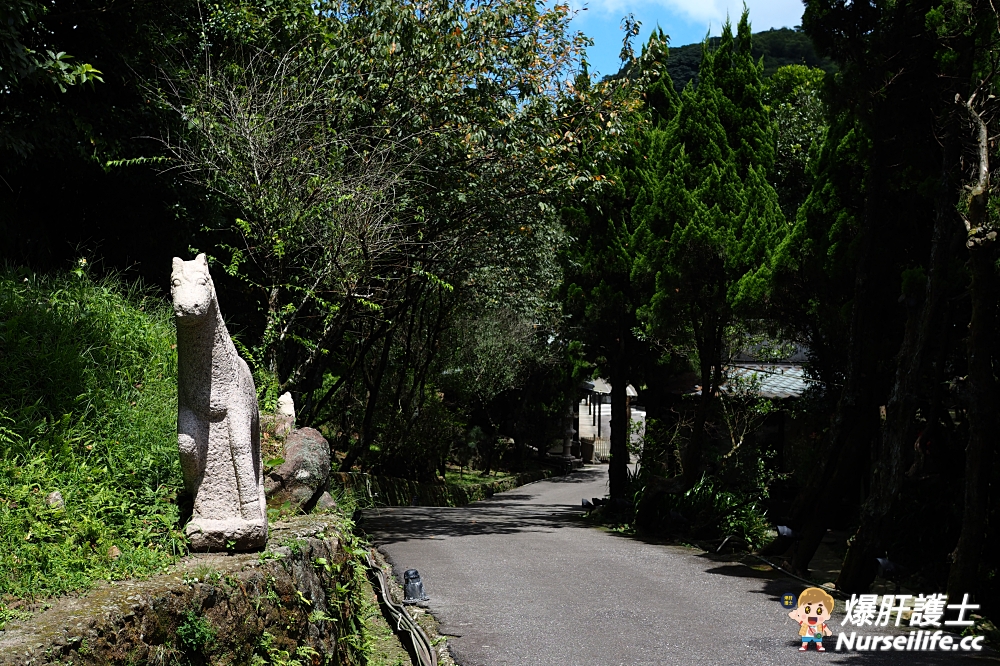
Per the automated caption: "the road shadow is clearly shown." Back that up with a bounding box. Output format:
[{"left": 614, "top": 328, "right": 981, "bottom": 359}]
[
  {"left": 597, "top": 531, "right": 992, "bottom": 663},
  {"left": 537, "top": 467, "right": 607, "bottom": 484},
  {"left": 360, "top": 503, "right": 588, "bottom": 544},
  {"left": 359, "top": 468, "right": 607, "bottom": 544}
]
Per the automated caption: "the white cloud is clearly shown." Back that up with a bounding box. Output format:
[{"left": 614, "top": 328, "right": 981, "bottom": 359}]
[
  {"left": 580, "top": 0, "right": 804, "bottom": 32},
  {"left": 662, "top": 0, "right": 731, "bottom": 25},
  {"left": 736, "top": 0, "right": 805, "bottom": 30}
]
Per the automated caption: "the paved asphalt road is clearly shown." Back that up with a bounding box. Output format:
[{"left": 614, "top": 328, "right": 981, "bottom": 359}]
[{"left": 362, "top": 467, "right": 988, "bottom": 666}]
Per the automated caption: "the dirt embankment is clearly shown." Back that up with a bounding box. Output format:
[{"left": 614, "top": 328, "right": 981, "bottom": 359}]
[{"left": 0, "top": 515, "right": 367, "bottom": 665}]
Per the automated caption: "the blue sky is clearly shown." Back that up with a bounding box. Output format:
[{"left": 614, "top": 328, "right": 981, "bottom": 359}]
[{"left": 568, "top": 0, "right": 806, "bottom": 78}]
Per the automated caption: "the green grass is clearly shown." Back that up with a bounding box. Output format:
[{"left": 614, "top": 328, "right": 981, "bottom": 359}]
[
  {"left": 0, "top": 265, "right": 184, "bottom": 611},
  {"left": 443, "top": 467, "right": 512, "bottom": 488},
  {"left": 358, "top": 573, "right": 411, "bottom": 666}
]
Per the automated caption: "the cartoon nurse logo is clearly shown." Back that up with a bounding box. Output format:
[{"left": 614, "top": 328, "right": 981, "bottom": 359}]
[{"left": 788, "top": 587, "right": 835, "bottom": 652}]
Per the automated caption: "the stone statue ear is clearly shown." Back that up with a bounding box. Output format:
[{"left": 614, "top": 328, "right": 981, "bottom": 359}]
[
  {"left": 195, "top": 253, "right": 208, "bottom": 266},
  {"left": 172, "top": 257, "right": 183, "bottom": 271}
]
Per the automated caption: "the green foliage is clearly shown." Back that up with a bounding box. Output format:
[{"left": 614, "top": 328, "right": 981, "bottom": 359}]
[
  {"left": 336, "top": 533, "right": 379, "bottom": 661},
  {"left": 254, "top": 632, "right": 303, "bottom": 666},
  {"left": 280, "top": 538, "right": 305, "bottom": 557},
  {"left": 0, "top": 1, "right": 103, "bottom": 90},
  {"left": 1, "top": 0, "right": 189, "bottom": 163},
  {"left": 641, "top": 472, "right": 772, "bottom": 549},
  {"left": 443, "top": 468, "right": 513, "bottom": 487},
  {"left": 250, "top": 529, "right": 376, "bottom": 665},
  {"left": 0, "top": 605, "right": 31, "bottom": 630},
  {"left": 0, "top": 267, "right": 183, "bottom": 605},
  {"left": 717, "top": 371, "right": 775, "bottom": 460},
  {"left": 763, "top": 112, "right": 869, "bottom": 387},
  {"left": 633, "top": 10, "right": 786, "bottom": 393},
  {"left": 623, "top": 11, "right": 789, "bottom": 547},
  {"left": 0, "top": 0, "right": 214, "bottom": 320},
  {"left": 435, "top": 306, "right": 561, "bottom": 476},
  {"left": 253, "top": 368, "right": 283, "bottom": 415},
  {"left": 157, "top": 0, "right": 617, "bottom": 393},
  {"left": 143, "top": 0, "right": 630, "bottom": 483},
  {"left": 319, "top": 485, "right": 371, "bottom": 527},
  {"left": 0, "top": 0, "right": 105, "bottom": 156},
  {"left": 441, "top": 309, "right": 554, "bottom": 409},
  {"left": 177, "top": 609, "right": 216, "bottom": 654},
  {"left": 560, "top": 31, "right": 659, "bottom": 499},
  {"left": 633, "top": 373, "right": 779, "bottom": 549},
  {"left": 765, "top": 65, "right": 828, "bottom": 218}
]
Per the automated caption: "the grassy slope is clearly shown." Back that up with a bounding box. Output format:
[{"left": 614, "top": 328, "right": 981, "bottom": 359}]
[
  {"left": 443, "top": 467, "right": 513, "bottom": 488},
  {"left": 0, "top": 267, "right": 184, "bottom": 613}
]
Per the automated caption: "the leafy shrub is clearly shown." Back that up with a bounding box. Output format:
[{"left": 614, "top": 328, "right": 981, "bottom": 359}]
[
  {"left": 177, "top": 609, "right": 216, "bottom": 653},
  {"left": 364, "top": 386, "right": 465, "bottom": 482},
  {"left": 637, "top": 473, "right": 771, "bottom": 549},
  {"left": 0, "top": 265, "right": 184, "bottom": 606},
  {"left": 632, "top": 378, "right": 777, "bottom": 549}
]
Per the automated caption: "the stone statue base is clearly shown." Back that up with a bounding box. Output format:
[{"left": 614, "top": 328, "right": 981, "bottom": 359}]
[{"left": 185, "top": 518, "right": 268, "bottom": 552}]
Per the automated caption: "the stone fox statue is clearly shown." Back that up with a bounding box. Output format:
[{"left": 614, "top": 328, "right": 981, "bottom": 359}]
[{"left": 171, "top": 254, "right": 267, "bottom": 551}]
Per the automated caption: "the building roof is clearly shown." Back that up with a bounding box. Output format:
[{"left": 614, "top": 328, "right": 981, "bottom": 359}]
[
  {"left": 724, "top": 365, "right": 812, "bottom": 399},
  {"left": 669, "top": 365, "right": 813, "bottom": 399}
]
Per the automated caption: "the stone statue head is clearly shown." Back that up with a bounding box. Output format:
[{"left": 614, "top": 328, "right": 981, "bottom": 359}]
[
  {"left": 277, "top": 392, "right": 295, "bottom": 419},
  {"left": 171, "top": 253, "right": 215, "bottom": 321}
]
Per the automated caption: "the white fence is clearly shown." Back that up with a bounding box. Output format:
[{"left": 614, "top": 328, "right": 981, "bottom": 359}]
[
  {"left": 592, "top": 437, "right": 611, "bottom": 462},
  {"left": 578, "top": 399, "right": 643, "bottom": 464}
]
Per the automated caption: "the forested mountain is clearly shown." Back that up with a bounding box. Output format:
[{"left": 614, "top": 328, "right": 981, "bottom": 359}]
[{"left": 665, "top": 27, "right": 835, "bottom": 90}]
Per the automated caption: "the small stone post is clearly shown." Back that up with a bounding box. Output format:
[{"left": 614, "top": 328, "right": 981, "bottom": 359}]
[
  {"left": 562, "top": 402, "right": 575, "bottom": 460},
  {"left": 572, "top": 398, "right": 582, "bottom": 459}
]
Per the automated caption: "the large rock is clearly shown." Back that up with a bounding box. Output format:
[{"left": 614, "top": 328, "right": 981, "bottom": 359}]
[
  {"left": 172, "top": 253, "right": 267, "bottom": 551},
  {"left": 265, "top": 427, "right": 331, "bottom": 511}
]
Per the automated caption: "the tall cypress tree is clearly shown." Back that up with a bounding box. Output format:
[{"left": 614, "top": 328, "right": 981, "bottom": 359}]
[
  {"left": 760, "top": 0, "right": 1000, "bottom": 590},
  {"left": 560, "top": 30, "right": 678, "bottom": 504},
  {"left": 563, "top": 189, "right": 639, "bottom": 502},
  {"left": 632, "top": 10, "right": 785, "bottom": 491}
]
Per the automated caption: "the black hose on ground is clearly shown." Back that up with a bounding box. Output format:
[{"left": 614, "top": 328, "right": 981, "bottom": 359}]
[{"left": 365, "top": 551, "right": 439, "bottom": 666}]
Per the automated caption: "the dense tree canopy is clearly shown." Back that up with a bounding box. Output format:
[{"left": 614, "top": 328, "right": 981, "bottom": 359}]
[
  {"left": 7, "top": 0, "right": 1000, "bottom": 619},
  {"left": 632, "top": 12, "right": 785, "bottom": 491}
]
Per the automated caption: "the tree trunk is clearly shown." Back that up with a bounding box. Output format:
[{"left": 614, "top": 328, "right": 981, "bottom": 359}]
[
  {"left": 949, "top": 243, "right": 999, "bottom": 598},
  {"left": 777, "top": 186, "right": 887, "bottom": 574},
  {"left": 263, "top": 283, "right": 282, "bottom": 373},
  {"left": 339, "top": 328, "right": 395, "bottom": 472},
  {"left": 634, "top": 313, "right": 720, "bottom": 524},
  {"left": 949, "top": 96, "right": 998, "bottom": 598},
  {"left": 512, "top": 385, "right": 532, "bottom": 472},
  {"left": 676, "top": 314, "right": 720, "bottom": 491},
  {"left": 609, "top": 353, "right": 630, "bottom": 502},
  {"left": 838, "top": 178, "right": 956, "bottom": 592}
]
